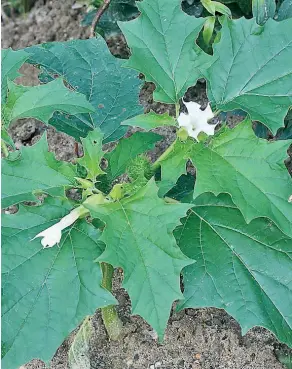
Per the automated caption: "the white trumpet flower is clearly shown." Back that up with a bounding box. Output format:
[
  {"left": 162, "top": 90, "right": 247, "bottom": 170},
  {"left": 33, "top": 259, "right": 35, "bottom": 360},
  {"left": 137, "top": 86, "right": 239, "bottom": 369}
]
[
  {"left": 32, "top": 206, "right": 88, "bottom": 248},
  {"left": 178, "top": 100, "right": 216, "bottom": 141}
]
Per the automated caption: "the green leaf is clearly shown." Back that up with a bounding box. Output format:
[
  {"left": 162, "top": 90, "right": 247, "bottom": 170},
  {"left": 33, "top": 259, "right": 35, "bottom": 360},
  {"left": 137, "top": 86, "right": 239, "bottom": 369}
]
[
  {"left": 97, "top": 0, "right": 139, "bottom": 36},
  {"left": 84, "top": 179, "right": 192, "bottom": 339},
  {"left": 166, "top": 173, "right": 195, "bottom": 203},
  {"left": 277, "top": 0, "right": 292, "bottom": 20},
  {"left": 2, "top": 134, "right": 77, "bottom": 208},
  {"left": 252, "top": 0, "right": 276, "bottom": 24},
  {"left": 1, "top": 128, "right": 15, "bottom": 149},
  {"left": 175, "top": 193, "right": 292, "bottom": 347},
  {"left": 189, "top": 119, "right": 292, "bottom": 237},
  {"left": 203, "top": 16, "right": 216, "bottom": 45},
  {"left": 2, "top": 198, "right": 116, "bottom": 369},
  {"left": 202, "top": 0, "right": 232, "bottom": 16},
  {"left": 3, "top": 79, "right": 94, "bottom": 127},
  {"left": 26, "top": 37, "right": 143, "bottom": 142},
  {"left": 205, "top": 17, "right": 292, "bottom": 134},
  {"left": 78, "top": 129, "right": 105, "bottom": 181},
  {"left": 1, "top": 48, "right": 29, "bottom": 104},
  {"left": 119, "top": 0, "right": 207, "bottom": 103},
  {"left": 157, "top": 139, "right": 193, "bottom": 197},
  {"left": 122, "top": 111, "right": 177, "bottom": 130},
  {"left": 105, "top": 131, "right": 161, "bottom": 180}
]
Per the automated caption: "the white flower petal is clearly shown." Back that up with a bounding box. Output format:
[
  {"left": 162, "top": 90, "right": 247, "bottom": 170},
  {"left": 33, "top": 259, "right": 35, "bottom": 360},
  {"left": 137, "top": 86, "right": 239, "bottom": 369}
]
[
  {"left": 33, "top": 223, "right": 62, "bottom": 248},
  {"left": 32, "top": 206, "right": 87, "bottom": 249},
  {"left": 182, "top": 100, "right": 201, "bottom": 117},
  {"left": 204, "top": 104, "right": 215, "bottom": 121},
  {"left": 179, "top": 100, "right": 216, "bottom": 140},
  {"left": 177, "top": 112, "right": 191, "bottom": 128}
]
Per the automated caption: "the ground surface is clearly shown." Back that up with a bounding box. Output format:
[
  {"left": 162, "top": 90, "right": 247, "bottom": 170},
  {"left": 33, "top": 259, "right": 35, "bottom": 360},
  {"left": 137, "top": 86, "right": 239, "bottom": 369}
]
[{"left": 2, "top": 1, "right": 291, "bottom": 368}]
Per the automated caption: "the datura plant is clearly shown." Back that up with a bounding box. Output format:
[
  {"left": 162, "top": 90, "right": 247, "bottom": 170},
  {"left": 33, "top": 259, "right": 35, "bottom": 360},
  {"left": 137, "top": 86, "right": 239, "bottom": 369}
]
[{"left": 1, "top": 0, "right": 292, "bottom": 368}]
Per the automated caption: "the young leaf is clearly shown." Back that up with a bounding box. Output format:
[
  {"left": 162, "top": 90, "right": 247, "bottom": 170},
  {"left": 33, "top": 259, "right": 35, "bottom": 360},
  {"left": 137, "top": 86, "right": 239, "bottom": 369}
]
[
  {"left": 105, "top": 131, "right": 162, "bottom": 180},
  {"left": 84, "top": 179, "right": 193, "bottom": 339},
  {"left": 1, "top": 48, "right": 29, "bottom": 104},
  {"left": 157, "top": 139, "right": 193, "bottom": 197},
  {"left": 205, "top": 17, "right": 292, "bottom": 134},
  {"left": 2, "top": 79, "right": 94, "bottom": 127},
  {"left": 26, "top": 37, "right": 143, "bottom": 142},
  {"left": 2, "top": 134, "right": 77, "bottom": 207},
  {"left": 78, "top": 129, "right": 105, "bottom": 181},
  {"left": 122, "top": 111, "right": 177, "bottom": 131},
  {"left": 252, "top": 0, "right": 276, "bottom": 24},
  {"left": 119, "top": 0, "right": 208, "bottom": 103},
  {"left": 175, "top": 193, "right": 292, "bottom": 347},
  {"left": 189, "top": 119, "right": 292, "bottom": 237},
  {"left": 2, "top": 198, "right": 116, "bottom": 369}
]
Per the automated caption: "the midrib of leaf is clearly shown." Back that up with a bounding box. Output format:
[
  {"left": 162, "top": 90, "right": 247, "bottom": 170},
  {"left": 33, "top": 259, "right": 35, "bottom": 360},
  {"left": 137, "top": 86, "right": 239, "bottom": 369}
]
[
  {"left": 3, "top": 238, "right": 63, "bottom": 354},
  {"left": 99, "top": 79, "right": 123, "bottom": 127},
  {"left": 218, "top": 22, "right": 246, "bottom": 105},
  {"left": 218, "top": 30, "right": 292, "bottom": 106},
  {"left": 189, "top": 207, "right": 292, "bottom": 331},
  {"left": 117, "top": 201, "right": 161, "bottom": 324},
  {"left": 126, "top": 28, "right": 175, "bottom": 102},
  {"left": 152, "top": 1, "right": 178, "bottom": 94},
  {"left": 238, "top": 39, "right": 292, "bottom": 95},
  {"left": 3, "top": 224, "right": 85, "bottom": 356}
]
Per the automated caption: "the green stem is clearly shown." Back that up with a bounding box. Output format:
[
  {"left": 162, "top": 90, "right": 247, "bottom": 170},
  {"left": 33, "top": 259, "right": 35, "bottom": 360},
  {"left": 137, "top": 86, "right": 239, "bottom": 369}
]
[
  {"left": 175, "top": 102, "right": 180, "bottom": 119},
  {"left": 151, "top": 138, "right": 177, "bottom": 173},
  {"left": 1, "top": 139, "right": 9, "bottom": 158},
  {"left": 100, "top": 263, "right": 123, "bottom": 340}
]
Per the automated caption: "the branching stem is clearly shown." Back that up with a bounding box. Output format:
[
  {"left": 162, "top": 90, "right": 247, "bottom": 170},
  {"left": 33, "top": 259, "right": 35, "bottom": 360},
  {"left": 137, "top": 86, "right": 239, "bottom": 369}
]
[
  {"left": 90, "top": 0, "right": 111, "bottom": 38},
  {"left": 100, "top": 262, "right": 122, "bottom": 340}
]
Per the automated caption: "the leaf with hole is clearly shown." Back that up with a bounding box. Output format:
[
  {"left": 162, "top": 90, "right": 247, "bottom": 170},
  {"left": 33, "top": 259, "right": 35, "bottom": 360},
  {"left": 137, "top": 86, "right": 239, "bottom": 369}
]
[
  {"left": 119, "top": 0, "right": 210, "bottom": 103},
  {"left": 205, "top": 17, "right": 292, "bottom": 134},
  {"left": 26, "top": 37, "right": 143, "bottom": 142}
]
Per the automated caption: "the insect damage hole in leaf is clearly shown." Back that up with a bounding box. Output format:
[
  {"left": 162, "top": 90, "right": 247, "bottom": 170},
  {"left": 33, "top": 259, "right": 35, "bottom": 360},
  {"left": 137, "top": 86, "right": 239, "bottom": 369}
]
[{"left": 26, "top": 37, "right": 143, "bottom": 142}]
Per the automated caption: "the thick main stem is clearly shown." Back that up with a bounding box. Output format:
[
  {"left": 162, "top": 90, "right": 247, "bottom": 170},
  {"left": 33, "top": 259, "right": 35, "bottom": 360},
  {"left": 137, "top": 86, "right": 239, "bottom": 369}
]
[{"left": 100, "top": 262, "right": 123, "bottom": 340}]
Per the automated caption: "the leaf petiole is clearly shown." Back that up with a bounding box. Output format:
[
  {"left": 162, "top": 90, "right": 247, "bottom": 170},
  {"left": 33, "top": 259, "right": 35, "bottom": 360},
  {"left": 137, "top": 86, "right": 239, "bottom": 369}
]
[{"left": 1, "top": 139, "right": 9, "bottom": 158}]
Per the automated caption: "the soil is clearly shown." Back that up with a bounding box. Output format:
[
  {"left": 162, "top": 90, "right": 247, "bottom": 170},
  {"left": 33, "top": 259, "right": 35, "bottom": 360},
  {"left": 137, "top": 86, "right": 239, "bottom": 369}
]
[{"left": 1, "top": 1, "right": 291, "bottom": 369}]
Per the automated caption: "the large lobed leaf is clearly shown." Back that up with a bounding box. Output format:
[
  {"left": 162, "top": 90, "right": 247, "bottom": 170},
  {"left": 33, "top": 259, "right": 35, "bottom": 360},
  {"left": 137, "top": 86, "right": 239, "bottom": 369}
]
[
  {"left": 175, "top": 193, "right": 292, "bottom": 347},
  {"left": 2, "top": 79, "right": 94, "bottom": 127},
  {"left": 1, "top": 198, "right": 116, "bottom": 369},
  {"left": 205, "top": 17, "right": 292, "bottom": 134},
  {"left": 84, "top": 179, "right": 192, "bottom": 339},
  {"left": 190, "top": 119, "right": 292, "bottom": 237},
  {"left": 119, "top": 0, "right": 208, "bottom": 103},
  {"left": 2, "top": 134, "right": 77, "bottom": 208},
  {"left": 26, "top": 37, "right": 143, "bottom": 142}
]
